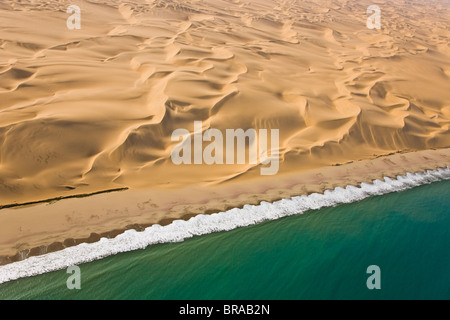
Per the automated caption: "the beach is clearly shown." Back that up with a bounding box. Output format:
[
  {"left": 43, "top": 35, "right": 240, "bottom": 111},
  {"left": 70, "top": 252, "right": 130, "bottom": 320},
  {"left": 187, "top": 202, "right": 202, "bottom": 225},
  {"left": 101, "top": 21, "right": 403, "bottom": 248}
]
[
  {"left": 0, "top": 0, "right": 449, "bottom": 267},
  {"left": 1, "top": 172, "right": 450, "bottom": 297},
  {"left": 0, "top": 149, "right": 449, "bottom": 265}
]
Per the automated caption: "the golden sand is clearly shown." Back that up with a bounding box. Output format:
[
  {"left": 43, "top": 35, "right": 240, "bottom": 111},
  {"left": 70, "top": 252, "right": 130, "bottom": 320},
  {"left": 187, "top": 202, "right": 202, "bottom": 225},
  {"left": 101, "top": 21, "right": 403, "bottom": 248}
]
[{"left": 0, "top": 0, "right": 449, "bottom": 263}]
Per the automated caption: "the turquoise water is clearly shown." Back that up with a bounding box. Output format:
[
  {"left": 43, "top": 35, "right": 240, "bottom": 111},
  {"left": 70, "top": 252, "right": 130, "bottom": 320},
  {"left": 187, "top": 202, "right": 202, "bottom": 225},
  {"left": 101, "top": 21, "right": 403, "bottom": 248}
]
[{"left": 0, "top": 179, "right": 449, "bottom": 300}]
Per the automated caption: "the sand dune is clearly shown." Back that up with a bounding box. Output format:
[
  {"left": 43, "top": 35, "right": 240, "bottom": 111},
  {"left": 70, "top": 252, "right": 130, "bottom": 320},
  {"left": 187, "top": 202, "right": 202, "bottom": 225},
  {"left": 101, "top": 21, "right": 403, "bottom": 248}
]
[{"left": 0, "top": 0, "right": 449, "bottom": 261}]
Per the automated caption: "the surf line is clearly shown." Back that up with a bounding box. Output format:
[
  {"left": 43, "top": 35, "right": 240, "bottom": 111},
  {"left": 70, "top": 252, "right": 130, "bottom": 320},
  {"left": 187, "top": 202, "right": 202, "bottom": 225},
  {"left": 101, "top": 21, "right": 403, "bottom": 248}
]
[{"left": 170, "top": 121, "right": 280, "bottom": 175}]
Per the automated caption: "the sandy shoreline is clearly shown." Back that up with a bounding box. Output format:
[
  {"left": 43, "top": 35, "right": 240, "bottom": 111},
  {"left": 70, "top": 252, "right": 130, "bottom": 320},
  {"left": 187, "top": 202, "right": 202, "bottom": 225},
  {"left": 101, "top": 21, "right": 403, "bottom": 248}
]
[{"left": 0, "top": 148, "right": 449, "bottom": 265}]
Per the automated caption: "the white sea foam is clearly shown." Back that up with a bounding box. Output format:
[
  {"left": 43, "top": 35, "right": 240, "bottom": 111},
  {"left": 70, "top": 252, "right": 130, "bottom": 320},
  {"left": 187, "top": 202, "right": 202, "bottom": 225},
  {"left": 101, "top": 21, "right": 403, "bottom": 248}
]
[{"left": 1, "top": 167, "right": 449, "bottom": 284}]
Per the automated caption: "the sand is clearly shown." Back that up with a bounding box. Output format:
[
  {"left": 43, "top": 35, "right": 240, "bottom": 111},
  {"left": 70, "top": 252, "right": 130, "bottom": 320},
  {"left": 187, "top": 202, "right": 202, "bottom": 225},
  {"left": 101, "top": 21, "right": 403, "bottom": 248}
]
[{"left": 0, "top": 0, "right": 449, "bottom": 264}]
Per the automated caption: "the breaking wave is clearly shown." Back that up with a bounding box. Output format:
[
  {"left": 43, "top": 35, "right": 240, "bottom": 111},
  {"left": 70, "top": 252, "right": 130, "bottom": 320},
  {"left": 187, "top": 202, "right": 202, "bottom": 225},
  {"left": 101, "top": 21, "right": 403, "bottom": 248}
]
[{"left": 1, "top": 167, "right": 449, "bottom": 284}]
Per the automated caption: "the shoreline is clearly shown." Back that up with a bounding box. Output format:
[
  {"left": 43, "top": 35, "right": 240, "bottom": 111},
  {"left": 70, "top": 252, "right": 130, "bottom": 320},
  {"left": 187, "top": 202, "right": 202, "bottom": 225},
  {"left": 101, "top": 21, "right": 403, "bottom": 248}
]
[
  {"left": 0, "top": 160, "right": 449, "bottom": 284},
  {"left": 0, "top": 148, "right": 449, "bottom": 266}
]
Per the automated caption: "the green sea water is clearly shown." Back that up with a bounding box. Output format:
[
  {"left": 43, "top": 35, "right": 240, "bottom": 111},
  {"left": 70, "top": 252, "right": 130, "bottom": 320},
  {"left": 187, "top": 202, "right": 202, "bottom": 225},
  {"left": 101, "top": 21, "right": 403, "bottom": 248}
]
[{"left": 0, "top": 179, "right": 449, "bottom": 300}]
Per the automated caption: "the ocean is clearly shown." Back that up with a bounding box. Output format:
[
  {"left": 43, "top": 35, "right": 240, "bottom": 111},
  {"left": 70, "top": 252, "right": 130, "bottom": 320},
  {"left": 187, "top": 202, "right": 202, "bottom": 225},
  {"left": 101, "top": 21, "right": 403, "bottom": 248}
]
[{"left": 0, "top": 171, "right": 449, "bottom": 299}]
